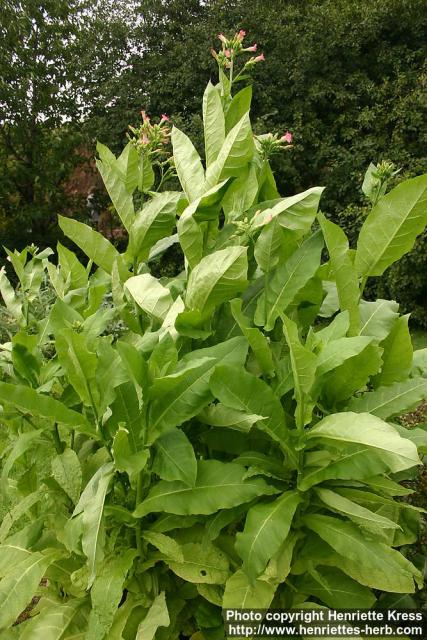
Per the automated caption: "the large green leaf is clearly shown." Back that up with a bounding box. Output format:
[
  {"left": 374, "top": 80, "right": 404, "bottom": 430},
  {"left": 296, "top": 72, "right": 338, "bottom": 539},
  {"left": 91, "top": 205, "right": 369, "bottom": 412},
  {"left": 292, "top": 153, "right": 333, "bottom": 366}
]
[
  {"left": 373, "top": 314, "right": 413, "bottom": 387},
  {"left": 185, "top": 246, "right": 248, "bottom": 313},
  {"left": 355, "top": 173, "right": 427, "bottom": 276},
  {"left": 147, "top": 337, "right": 248, "bottom": 443},
  {"left": 153, "top": 428, "right": 197, "bottom": 487},
  {"left": 315, "top": 336, "right": 374, "bottom": 378},
  {"left": 222, "top": 569, "right": 276, "bottom": 609},
  {"left": 252, "top": 187, "right": 324, "bottom": 235},
  {"left": 254, "top": 217, "right": 287, "bottom": 274},
  {"left": 0, "top": 382, "right": 92, "bottom": 431},
  {"left": 125, "top": 274, "right": 173, "bottom": 322},
  {"left": 71, "top": 462, "right": 114, "bottom": 587},
  {"left": 303, "top": 514, "right": 422, "bottom": 592},
  {"left": 0, "top": 549, "right": 60, "bottom": 630},
  {"left": 168, "top": 542, "right": 229, "bottom": 584},
  {"left": 230, "top": 298, "right": 274, "bottom": 375},
  {"left": 314, "top": 487, "right": 399, "bottom": 531},
  {"left": 255, "top": 231, "right": 323, "bottom": 330},
  {"left": 307, "top": 412, "right": 419, "bottom": 472},
  {"left": 318, "top": 213, "right": 360, "bottom": 334},
  {"left": 225, "top": 85, "right": 252, "bottom": 133},
  {"left": 346, "top": 377, "right": 427, "bottom": 419},
  {"left": 86, "top": 550, "right": 136, "bottom": 640},
  {"left": 128, "top": 192, "right": 181, "bottom": 262},
  {"left": 171, "top": 126, "right": 204, "bottom": 202},
  {"left": 210, "top": 365, "right": 289, "bottom": 446},
  {"left": 298, "top": 567, "right": 375, "bottom": 609},
  {"left": 134, "top": 460, "right": 278, "bottom": 517},
  {"left": 358, "top": 299, "right": 399, "bottom": 341},
  {"left": 136, "top": 592, "right": 170, "bottom": 640},
  {"left": 51, "top": 449, "right": 82, "bottom": 505},
  {"left": 204, "top": 112, "right": 254, "bottom": 190},
  {"left": 58, "top": 216, "right": 120, "bottom": 274},
  {"left": 18, "top": 601, "right": 81, "bottom": 640},
  {"left": 203, "top": 81, "right": 225, "bottom": 166},
  {"left": 96, "top": 143, "right": 135, "bottom": 231},
  {"left": 282, "top": 314, "right": 317, "bottom": 427},
  {"left": 198, "top": 404, "right": 264, "bottom": 432},
  {"left": 56, "top": 329, "right": 100, "bottom": 409},
  {"left": 235, "top": 491, "right": 301, "bottom": 578}
]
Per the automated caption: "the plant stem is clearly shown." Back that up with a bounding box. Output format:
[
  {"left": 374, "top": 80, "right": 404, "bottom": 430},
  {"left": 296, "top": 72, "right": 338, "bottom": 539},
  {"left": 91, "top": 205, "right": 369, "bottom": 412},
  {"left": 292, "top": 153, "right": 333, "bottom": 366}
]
[
  {"left": 135, "top": 471, "right": 144, "bottom": 556},
  {"left": 52, "top": 423, "right": 63, "bottom": 454}
]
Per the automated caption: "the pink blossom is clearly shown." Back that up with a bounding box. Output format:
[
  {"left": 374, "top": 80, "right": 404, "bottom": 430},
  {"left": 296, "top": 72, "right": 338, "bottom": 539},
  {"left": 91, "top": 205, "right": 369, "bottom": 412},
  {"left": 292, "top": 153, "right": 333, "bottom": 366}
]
[
  {"left": 245, "top": 44, "right": 257, "bottom": 52},
  {"left": 218, "top": 33, "right": 228, "bottom": 44},
  {"left": 237, "top": 29, "right": 246, "bottom": 42},
  {"left": 160, "top": 114, "right": 169, "bottom": 122},
  {"left": 254, "top": 53, "right": 265, "bottom": 63},
  {"left": 282, "top": 131, "right": 293, "bottom": 144},
  {"left": 224, "top": 49, "right": 231, "bottom": 58}
]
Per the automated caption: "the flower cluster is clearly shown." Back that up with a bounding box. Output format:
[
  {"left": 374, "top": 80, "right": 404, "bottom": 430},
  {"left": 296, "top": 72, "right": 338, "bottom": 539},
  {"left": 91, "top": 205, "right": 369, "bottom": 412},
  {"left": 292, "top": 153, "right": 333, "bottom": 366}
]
[
  {"left": 211, "top": 29, "right": 264, "bottom": 71},
  {"left": 127, "top": 111, "right": 171, "bottom": 156},
  {"left": 254, "top": 131, "right": 293, "bottom": 160}
]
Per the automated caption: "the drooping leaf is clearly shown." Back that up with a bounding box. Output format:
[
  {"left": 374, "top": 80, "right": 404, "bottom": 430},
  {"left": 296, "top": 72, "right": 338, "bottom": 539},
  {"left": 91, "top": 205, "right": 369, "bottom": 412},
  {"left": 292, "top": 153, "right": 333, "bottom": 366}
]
[
  {"left": 298, "top": 567, "right": 376, "bottom": 609},
  {"left": 58, "top": 216, "right": 120, "bottom": 274},
  {"left": 252, "top": 187, "right": 324, "bottom": 235},
  {"left": 346, "top": 377, "right": 427, "bottom": 419},
  {"left": 307, "top": 412, "right": 419, "bottom": 472},
  {"left": 18, "top": 600, "right": 81, "bottom": 640},
  {"left": 235, "top": 491, "right": 301, "bottom": 578},
  {"left": 134, "top": 460, "right": 278, "bottom": 517},
  {"left": 0, "top": 549, "right": 61, "bottom": 631},
  {"left": 355, "top": 173, "right": 427, "bottom": 276},
  {"left": 314, "top": 488, "right": 400, "bottom": 531},
  {"left": 303, "top": 514, "right": 422, "bottom": 593}
]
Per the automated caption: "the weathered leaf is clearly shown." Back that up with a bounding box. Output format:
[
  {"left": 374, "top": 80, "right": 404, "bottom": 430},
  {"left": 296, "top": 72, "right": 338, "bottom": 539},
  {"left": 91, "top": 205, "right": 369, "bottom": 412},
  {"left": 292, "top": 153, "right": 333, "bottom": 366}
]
[
  {"left": 356, "top": 173, "right": 427, "bottom": 276},
  {"left": 168, "top": 542, "right": 229, "bottom": 584},
  {"left": 18, "top": 601, "right": 81, "bottom": 640},
  {"left": 135, "top": 460, "right": 277, "bottom": 517},
  {"left": 236, "top": 491, "right": 301, "bottom": 578}
]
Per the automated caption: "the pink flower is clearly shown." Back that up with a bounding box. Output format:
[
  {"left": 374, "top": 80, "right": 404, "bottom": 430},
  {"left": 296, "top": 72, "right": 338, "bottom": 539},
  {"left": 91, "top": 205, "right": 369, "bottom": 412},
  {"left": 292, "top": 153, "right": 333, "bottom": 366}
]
[
  {"left": 254, "top": 53, "right": 265, "bottom": 63},
  {"left": 282, "top": 131, "right": 293, "bottom": 144},
  {"left": 160, "top": 114, "right": 169, "bottom": 122},
  {"left": 224, "top": 49, "right": 231, "bottom": 58},
  {"left": 245, "top": 44, "right": 257, "bottom": 52},
  {"left": 218, "top": 33, "right": 228, "bottom": 44},
  {"left": 237, "top": 29, "right": 246, "bottom": 42}
]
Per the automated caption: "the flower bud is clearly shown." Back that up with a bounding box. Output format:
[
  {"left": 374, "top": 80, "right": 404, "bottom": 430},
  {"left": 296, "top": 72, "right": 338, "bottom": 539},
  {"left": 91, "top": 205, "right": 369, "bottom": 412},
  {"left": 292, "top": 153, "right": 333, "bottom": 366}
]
[
  {"left": 281, "top": 131, "right": 293, "bottom": 144},
  {"left": 253, "top": 53, "right": 265, "bottom": 63},
  {"left": 217, "top": 33, "right": 228, "bottom": 45},
  {"left": 244, "top": 44, "right": 257, "bottom": 52},
  {"left": 237, "top": 29, "right": 246, "bottom": 42}
]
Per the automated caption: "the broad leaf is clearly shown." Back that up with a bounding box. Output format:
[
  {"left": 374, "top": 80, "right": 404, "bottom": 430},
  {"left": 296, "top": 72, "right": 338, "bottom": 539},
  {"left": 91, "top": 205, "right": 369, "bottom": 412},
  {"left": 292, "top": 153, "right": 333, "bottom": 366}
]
[
  {"left": 128, "top": 192, "right": 181, "bottom": 261},
  {"left": 58, "top": 216, "right": 120, "bottom": 274},
  {"left": 51, "top": 449, "right": 82, "bottom": 505},
  {"left": 96, "top": 143, "right": 135, "bottom": 231},
  {"left": 134, "top": 460, "right": 278, "bottom": 517},
  {"left": 125, "top": 274, "right": 173, "bottom": 322},
  {"left": 222, "top": 569, "right": 276, "bottom": 609},
  {"left": 356, "top": 173, "right": 427, "bottom": 276},
  {"left": 298, "top": 567, "right": 376, "bottom": 609},
  {"left": 168, "top": 542, "right": 229, "bottom": 584},
  {"left": 203, "top": 81, "right": 225, "bottom": 166},
  {"left": 171, "top": 126, "right": 204, "bottom": 202},
  {"left": 346, "top": 377, "right": 427, "bottom": 419},
  {"left": 373, "top": 314, "right": 413, "bottom": 387},
  {"left": 230, "top": 298, "right": 274, "bottom": 375},
  {"left": 153, "top": 428, "right": 197, "bottom": 486},
  {"left": 236, "top": 491, "right": 301, "bottom": 578},
  {"left": 136, "top": 592, "right": 170, "bottom": 640}
]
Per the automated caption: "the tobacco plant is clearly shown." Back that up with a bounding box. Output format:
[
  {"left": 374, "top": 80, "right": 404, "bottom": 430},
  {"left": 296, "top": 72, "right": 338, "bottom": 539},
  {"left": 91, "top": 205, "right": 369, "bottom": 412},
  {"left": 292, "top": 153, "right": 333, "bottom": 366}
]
[{"left": 0, "top": 30, "right": 427, "bottom": 640}]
